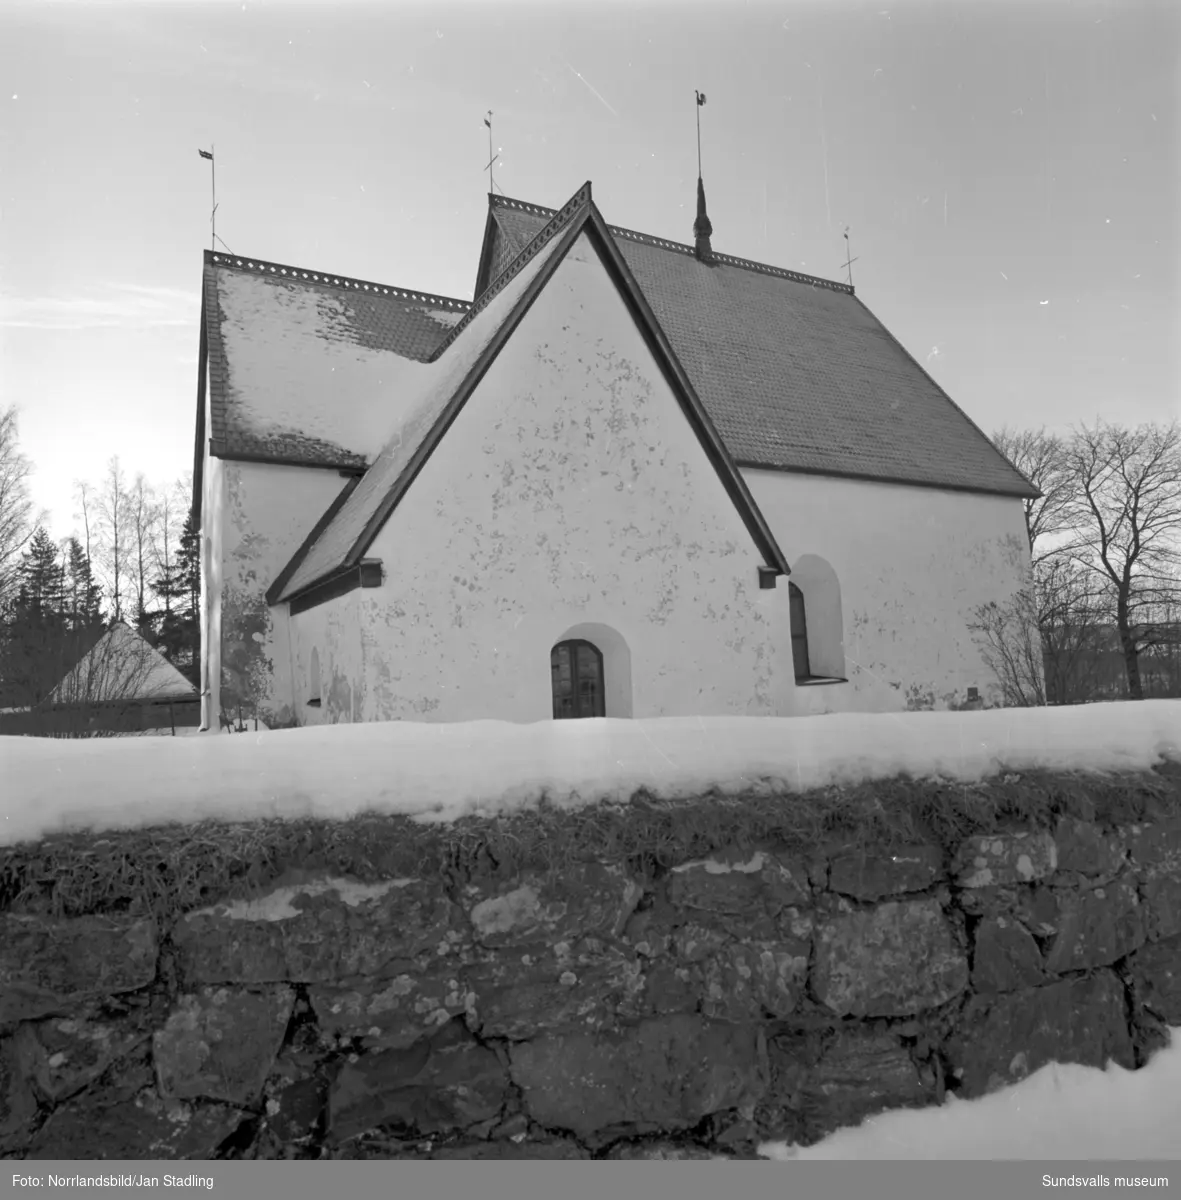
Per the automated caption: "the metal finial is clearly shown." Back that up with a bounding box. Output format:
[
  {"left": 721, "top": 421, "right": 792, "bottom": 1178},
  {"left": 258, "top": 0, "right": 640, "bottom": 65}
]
[
  {"left": 841, "top": 226, "right": 859, "bottom": 288},
  {"left": 483, "top": 111, "right": 501, "bottom": 195}
]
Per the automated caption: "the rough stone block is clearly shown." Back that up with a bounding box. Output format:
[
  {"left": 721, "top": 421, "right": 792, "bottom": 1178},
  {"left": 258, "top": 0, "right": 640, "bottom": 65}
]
[
  {"left": 972, "top": 917, "right": 1046, "bottom": 993},
  {"left": 15, "top": 1013, "right": 148, "bottom": 1104},
  {"left": 465, "top": 862, "right": 640, "bottom": 949},
  {"left": 700, "top": 936, "right": 811, "bottom": 1022},
  {"left": 812, "top": 898, "right": 968, "bottom": 1017},
  {"left": 266, "top": 1075, "right": 328, "bottom": 1143},
  {"left": 0, "top": 1034, "right": 40, "bottom": 1156},
  {"left": 508, "top": 1013, "right": 765, "bottom": 1144},
  {"left": 798, "top": 1031, "right": 933, "bottom": 1142},
  {"left": 1130, "top": 934, "right": 1181, "bottom": 1024},
  {"left": 0, "top": 914, "right": 157, "bottom": 1023},
  {"left": 462, "top": 940, "right": 644, "bottom": 1038},
  {"left": 666, "top": 848, "right": 810, "bottom": 934},
  {"left": 948, "top": 972, "right": 1134, "bottom": 1099},
  {"left": 1127, "top": 817, "right": 1181, "bottom": 873},
  {"left": 26, "top": 1090, "right": 242, "bottom": 1160},
  {"left": 329, "top": 1021, "right": 509, "bottom": 1143},
  {"left": 1143, "top": 875, "right": 1181, "bottom": 942},
  {"left": 1128, "top": 819, "right": 1181, "bottom": 940},
  {"left": 1042, "top": 878, "right": 1146, "bottom": 974},
  {"left": 310, "top": 967, "right": 471, "bottom": 1049},
  {"left": 1054, "top": 819, "right": 1127, "bottom": 878},
  {"left": 174, "top": 877, "right": 466, "bottom": 984},
  {"left": 153, "top": 986, "right": 293, "bottom": 1105},
  {"left": 827, "top": 844, "right": 945, "bottom": 901},
  {"left": 953, "top": 831, "right": 1057, "bottom": 888},
  {"left": 641, "top": 961, "right": 700, "bottom": 1016}
]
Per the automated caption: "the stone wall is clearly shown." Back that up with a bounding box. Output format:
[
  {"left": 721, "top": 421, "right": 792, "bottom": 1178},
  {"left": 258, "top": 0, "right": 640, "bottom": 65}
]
[{"left": 2, "top": 805, "right": 1179, "bottom": 1160}]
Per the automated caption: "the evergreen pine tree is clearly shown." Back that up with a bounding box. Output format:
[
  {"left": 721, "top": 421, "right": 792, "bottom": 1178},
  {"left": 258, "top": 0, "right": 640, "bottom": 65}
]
[
  {"left": 2, "top": 528, "right": 71, "bottom": 707},
  {"left": 17, "top": 526, "right": 65, "bottom": 618},
  {"left": 152, "top": 507, "right": 200, "bottom": 681},
  {"left": 64, "top": 536, "right": 104, "bottom": 629}
]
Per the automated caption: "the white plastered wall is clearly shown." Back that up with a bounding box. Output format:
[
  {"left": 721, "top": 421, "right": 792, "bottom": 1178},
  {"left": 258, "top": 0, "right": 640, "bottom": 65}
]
[
  {"left": 288, "top": 588, "right": 364, "bottom": 726},
  {"left": 742, "top": 468, "right": 1034, "bottom": 713},
  {"left": 344, "top": 230, "right": 787, "bottom": 723},
  {"left": 199, "top": 446, "right": 224, "bottom": 732},
  {"left": 217, "top": 461, "right": 350, "bottom": 727}
]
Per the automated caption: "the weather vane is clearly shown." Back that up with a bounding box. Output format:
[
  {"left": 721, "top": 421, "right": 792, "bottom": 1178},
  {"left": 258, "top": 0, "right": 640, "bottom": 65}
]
[
  {"left": 197, "top": 145, "right": 231, "bottom": 254},
  {"left": 841, "top": 226, "right": 859, "bottom": 288},
  {"left": 483, "top": 111, "right": 501, "bottom": 195},
  {"left": 695, "top": 90, "right": 706, "bottom": 177}
]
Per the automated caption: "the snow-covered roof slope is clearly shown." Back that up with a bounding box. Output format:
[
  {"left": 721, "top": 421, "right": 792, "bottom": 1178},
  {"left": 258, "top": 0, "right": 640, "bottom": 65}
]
[
  {"left": 275, "top": 185, "right": 584, "bottom": 601},
  {"left": 203, "top": 253, "right": 468, "bottom": 468},
  {"left": 2, "top": 701, "right": 1177, "bottom": 847},
  {"left": 46, "top": 623, "right": 198, "bottom": 706}
]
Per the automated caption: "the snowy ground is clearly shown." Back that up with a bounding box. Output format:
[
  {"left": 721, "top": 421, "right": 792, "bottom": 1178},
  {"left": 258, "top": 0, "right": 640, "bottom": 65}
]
[
  {"left": 1, "top": 700, "right": 1179, "bottom": 847},
  {"left": 759, "top": 1026, "right": 1181, "bottom": 1160}
]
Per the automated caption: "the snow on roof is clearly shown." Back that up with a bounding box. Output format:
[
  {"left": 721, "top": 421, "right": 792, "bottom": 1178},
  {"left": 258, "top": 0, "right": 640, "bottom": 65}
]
[
  {"left": 2, "top": 700, "right": 1177, "bottom": 848},
  {"left": 276, "top": 195, "right": 577, "bottom": 600},
  {"left": 46, "top": 623, "right": 198, "bottom": 707},
  {"left": 203, "top": 253, "right": 469, "bottom": 469}
]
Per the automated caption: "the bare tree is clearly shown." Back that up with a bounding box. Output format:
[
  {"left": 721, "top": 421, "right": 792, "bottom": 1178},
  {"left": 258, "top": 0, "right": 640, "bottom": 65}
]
[
  {"left": 1062, "top": 420, "right": 1181, "bottom": 700},
  {"left": 73, "top": 480, "right": 95, "bottom": 571},
  {"left": 149, "top": 477, "right": 189, "bottom": 623},
  {"left": 127, "top": 473, "right": 158, "bottom": 632},
  {"left": 1036, "top": 557, "right": 1114, "bottom": 704},
  {"left": 991, "top": 426, "right": 1077, "bottom": 567},
  {"left": 93, "top": 456, "right": 130, "bottom": 623},
  {"left": 0, "top": 406, "right": 46, "bottom": 607},
  {"left": 969, "top": 588, "right": 1047, "bottom": 707}
]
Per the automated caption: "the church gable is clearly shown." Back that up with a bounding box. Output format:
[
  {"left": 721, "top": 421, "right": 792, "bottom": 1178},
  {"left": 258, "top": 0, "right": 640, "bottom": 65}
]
[
  {"left": 275, "top": 186, "right": 787, "bottom": 609},
  {"left": 353, "top": 225, "right": 789, "bottom": 721},
  {"left": 388, "top": 227, "right": 778, "bottom": 581}
]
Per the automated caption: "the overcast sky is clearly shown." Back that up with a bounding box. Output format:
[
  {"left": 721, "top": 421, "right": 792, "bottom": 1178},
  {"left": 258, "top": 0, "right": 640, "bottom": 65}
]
[{"left": 1, "top": 0, "right": 1177, "bottom": 541}]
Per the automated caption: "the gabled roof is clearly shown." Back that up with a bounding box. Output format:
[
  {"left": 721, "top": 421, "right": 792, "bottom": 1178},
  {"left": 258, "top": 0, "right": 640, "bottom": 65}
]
[
  {"left": 47, "top": 623, "right": 198, "bottom": 706},
  {"left": 275, "top": 182, "right": 790, "bottom": 605},
  {"left": 474, "top": 195, "right": 1038, "bottom": 500},
  {"left": 201, "top": 253, "right": 470, "bottom": 470}
]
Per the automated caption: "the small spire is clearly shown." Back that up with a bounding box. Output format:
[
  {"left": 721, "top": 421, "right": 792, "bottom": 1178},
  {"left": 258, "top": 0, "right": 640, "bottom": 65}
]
[
  {"left": 694, "top": 175, "right": 714, "bottom": 263},
  {"left": 693, "top": 90, "right": 714, "bottom": 264}
]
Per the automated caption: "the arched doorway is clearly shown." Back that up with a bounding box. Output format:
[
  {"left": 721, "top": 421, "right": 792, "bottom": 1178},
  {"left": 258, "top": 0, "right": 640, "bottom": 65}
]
[{"left": 551, "top": 639, "right": 605, "bottom": 719}]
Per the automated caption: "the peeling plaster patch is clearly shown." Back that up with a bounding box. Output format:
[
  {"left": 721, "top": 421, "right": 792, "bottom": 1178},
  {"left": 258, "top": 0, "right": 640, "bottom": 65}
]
[{"left": 188, "top": 877, "right": 412, "bottom": 923}]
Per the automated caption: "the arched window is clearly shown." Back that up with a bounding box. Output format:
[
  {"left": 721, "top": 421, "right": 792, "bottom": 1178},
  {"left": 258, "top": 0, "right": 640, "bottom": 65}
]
[
  {"left": 551, "top": 639, "right": 605, "bottom": 719},
  {"left": 789, "top": 555, "right": 847, "bottom": 683},
  {"left": 308, "top": 647, "right": 322, "bottom": 708},
  {"left": 789, "top": 583, "right": 811, "bottom": 681}
]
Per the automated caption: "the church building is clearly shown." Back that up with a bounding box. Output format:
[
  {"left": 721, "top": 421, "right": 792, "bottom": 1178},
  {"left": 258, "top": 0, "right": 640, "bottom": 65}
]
[{"left": 192, "top": 179, "right": 1038, "bottom": 730}]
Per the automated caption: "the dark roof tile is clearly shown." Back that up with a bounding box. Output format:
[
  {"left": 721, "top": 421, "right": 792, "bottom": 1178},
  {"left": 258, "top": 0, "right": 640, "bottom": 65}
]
[{"left": 479, "top": 196, "right": 1036, "bottom": 499}]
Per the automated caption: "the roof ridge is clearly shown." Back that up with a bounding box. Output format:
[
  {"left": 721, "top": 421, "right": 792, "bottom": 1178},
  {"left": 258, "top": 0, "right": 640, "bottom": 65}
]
[
  {"left": 204, "top": 250, "right": 471, "bottom": 312},
  {"left": 430, "top": 183, "right": 593, "bottom": 361},
  {"left": 490, "top": 193, "right": 853, "bottom": 295}
]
